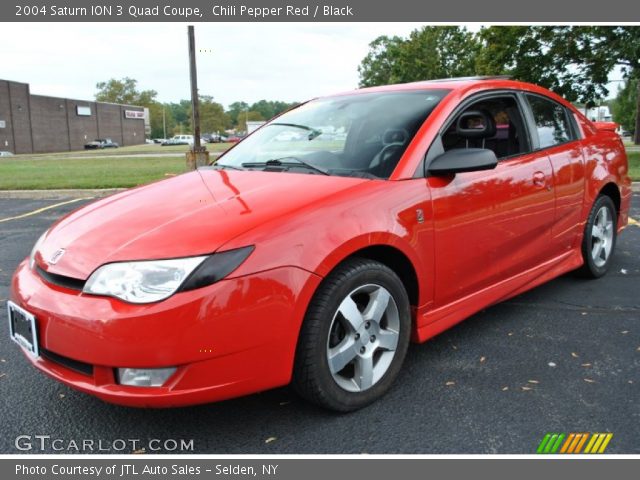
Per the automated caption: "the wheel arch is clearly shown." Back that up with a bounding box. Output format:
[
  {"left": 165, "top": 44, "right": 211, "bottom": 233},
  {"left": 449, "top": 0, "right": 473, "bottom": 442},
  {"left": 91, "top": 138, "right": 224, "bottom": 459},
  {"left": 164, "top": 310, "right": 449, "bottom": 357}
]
[
  {"left": 342, "top": 245, "right": 420, "bottom": 309},
  {"left": 598, "top": 182, "right": 621, "bottom": 215},
  {"left": 307, "top": 239, "right": 423, "bottom": 343},
  {"left": 313, "top": 233, "right": 424, "bottom": 305}
]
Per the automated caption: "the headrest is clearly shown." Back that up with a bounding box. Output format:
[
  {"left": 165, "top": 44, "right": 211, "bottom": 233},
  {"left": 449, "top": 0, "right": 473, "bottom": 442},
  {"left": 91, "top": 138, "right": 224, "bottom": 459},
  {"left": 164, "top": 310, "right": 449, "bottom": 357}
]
[
  {"left": 455, "top": 109, "right": 497, "bottom": 139},
  {"left": 382, "top": 128, "right": 409, "bottom": 145}
]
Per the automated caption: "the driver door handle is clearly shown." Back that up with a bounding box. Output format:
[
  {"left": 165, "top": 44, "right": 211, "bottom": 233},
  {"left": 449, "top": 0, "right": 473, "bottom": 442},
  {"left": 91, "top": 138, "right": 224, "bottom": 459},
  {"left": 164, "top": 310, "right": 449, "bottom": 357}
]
[{"left": 532, "top": 171, "right": 551, "bottom": 190}]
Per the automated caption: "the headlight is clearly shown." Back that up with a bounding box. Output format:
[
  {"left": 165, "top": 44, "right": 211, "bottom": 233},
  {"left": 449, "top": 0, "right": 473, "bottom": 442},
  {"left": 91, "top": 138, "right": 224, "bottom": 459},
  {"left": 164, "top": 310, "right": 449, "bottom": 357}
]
[
  {"left": 84, "top": 256, "right": 207, "bottom": 304},
  {"left": 83, "top": 246, "right": 254, "bottom": 304},
  {"left": 29, "top": 230, "right": 48, "bottom": 269}
]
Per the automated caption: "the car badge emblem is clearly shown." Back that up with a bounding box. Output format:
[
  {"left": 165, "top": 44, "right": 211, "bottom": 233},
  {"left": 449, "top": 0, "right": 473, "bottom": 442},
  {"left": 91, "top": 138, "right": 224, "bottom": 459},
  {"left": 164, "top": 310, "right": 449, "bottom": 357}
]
[{"left": 49, "top": 248, "right": 66, "bottom": 265}]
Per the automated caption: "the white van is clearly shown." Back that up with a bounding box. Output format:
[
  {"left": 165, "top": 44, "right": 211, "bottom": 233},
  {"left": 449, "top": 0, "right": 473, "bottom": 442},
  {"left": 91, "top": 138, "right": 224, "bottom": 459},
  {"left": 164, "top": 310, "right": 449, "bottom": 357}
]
[{"left": 173, "top": 135, "right": 194, "bottom": 145}]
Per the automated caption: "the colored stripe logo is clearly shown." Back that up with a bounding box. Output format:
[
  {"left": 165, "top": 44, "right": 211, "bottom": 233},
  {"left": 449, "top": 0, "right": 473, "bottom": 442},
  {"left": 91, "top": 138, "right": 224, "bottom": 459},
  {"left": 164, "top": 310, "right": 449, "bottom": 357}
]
[{"left": 537, "top": 433, "right": 613, "bottom": 454}]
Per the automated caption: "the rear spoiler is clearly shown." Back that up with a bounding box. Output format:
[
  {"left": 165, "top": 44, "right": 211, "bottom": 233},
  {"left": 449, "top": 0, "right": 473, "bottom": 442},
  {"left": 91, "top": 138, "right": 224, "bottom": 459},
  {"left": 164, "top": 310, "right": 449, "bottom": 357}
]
[{"left": 593, "top": 121, "right": 619, "bottom": 133}]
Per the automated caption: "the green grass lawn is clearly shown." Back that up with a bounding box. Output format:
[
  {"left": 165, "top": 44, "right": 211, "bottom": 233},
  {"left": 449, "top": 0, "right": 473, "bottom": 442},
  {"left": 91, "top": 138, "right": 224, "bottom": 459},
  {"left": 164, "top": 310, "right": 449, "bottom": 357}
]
[
  {"left": 16, "top": 142, "right": 231, "bottom": 159},
  {"left": 0, "top": 156, "right": 190, "bottom": 189},
  {"left": 628, "top": 151, "right": 640, "bottom": 181},
  {"left": 1, "top": 148, "right": 639, "bottom": 190}
]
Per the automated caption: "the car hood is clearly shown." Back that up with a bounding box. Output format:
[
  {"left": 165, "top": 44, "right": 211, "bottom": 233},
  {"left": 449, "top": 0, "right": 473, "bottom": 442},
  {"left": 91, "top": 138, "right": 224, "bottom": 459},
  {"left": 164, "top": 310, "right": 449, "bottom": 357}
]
[{"left": 37, "top": 169, "right": 368, "bottom": 279}]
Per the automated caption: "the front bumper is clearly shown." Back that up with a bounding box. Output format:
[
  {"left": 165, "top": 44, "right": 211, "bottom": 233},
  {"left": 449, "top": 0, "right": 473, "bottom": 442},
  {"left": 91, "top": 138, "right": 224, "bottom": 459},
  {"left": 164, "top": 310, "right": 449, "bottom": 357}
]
[{"left": 9, "top": 260, "right": 321, "bottom": 407}]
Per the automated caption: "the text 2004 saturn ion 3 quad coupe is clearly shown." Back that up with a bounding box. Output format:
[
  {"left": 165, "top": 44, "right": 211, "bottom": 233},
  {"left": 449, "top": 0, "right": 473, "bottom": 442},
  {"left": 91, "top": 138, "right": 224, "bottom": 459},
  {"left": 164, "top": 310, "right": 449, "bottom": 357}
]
[{"left": 9, "top": 77, "right": 632, "bottom": 411}]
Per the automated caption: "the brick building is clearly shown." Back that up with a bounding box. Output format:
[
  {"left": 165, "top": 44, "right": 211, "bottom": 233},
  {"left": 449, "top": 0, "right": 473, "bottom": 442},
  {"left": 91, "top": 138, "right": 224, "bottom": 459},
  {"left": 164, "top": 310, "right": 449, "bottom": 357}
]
[{"left": 0, "top": 79, "right": 147, "bottom": 154}]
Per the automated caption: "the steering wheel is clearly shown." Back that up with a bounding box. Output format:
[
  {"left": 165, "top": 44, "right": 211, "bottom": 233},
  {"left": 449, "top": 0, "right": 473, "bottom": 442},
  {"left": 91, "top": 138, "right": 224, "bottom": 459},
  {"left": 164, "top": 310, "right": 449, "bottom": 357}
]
[
  {"left": 368, "top": 128, "right": 410, "bottom": 175},
  {"left": 368, "top": 143, "right": 405, "bottom": 177}
]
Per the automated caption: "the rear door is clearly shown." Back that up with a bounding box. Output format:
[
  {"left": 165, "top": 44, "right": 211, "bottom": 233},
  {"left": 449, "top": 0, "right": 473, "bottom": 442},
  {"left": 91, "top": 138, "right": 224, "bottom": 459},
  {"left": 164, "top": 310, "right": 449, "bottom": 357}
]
[
  {"left": 427, "top": 92, "right": 556, "bottom": 308},
  {"left": 523, "top": 94, "right": 586, "bottom": 253}
]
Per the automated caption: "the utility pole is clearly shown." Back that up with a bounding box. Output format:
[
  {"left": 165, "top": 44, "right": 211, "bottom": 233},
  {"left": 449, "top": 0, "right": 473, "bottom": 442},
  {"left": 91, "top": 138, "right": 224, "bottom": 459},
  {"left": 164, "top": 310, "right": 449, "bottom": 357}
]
[
  {"left": 162, "top": 106, "right": 166, "bottom": 139},
  {"left": 635, "top": 80, "right": 640, "bottom": 145},
  {"left": 186, "top": 25, "right": 209, "bottom": 169}
]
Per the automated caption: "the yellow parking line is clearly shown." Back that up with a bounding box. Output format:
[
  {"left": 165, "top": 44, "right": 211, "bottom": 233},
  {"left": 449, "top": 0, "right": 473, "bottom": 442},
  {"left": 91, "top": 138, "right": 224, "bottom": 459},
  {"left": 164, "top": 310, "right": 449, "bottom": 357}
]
[
  {"left": 0, "top": 197, "right": 92, "bottom": 224},
  {"left": 629, "top": 216, "right": 638, "bottom": 226}
]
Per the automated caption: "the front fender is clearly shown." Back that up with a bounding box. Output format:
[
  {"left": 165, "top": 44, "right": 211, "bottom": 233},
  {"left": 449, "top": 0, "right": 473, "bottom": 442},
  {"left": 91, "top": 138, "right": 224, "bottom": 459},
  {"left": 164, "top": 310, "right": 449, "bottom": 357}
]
[{"left": 218, "top": 179, "right": 434, "bottom": 309}]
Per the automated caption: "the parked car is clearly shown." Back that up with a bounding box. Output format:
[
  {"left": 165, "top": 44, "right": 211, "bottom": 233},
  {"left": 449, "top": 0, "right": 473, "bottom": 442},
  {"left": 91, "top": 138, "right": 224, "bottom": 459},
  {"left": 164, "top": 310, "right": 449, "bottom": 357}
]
[
  {"left": 203, "top": 133, "right": 227, "bottom": 143},
  {"left": 152, "top": 138, "right": 167, "bottom": 144},
  {"left": 0, "top": 151, "right": 14, "bottom": 157},
  {"left": 225, "top": 135, "right": 243, "bottom": 143},
  {"left": 9, "top": 78, "right": 631, "bottom": 411},
  {"left": 162, "top": 135, "right": 194, "bottom": 146},
  {"left": 84, "top": 138, "right": 119, "bottom": 149}
]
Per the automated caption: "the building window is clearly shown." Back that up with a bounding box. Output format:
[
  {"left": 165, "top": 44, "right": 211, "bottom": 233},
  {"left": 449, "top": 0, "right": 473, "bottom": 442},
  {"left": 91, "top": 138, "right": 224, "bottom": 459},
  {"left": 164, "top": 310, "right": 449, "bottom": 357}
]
[{"left": 77, "top": 106, "right": 92, "bottom": 116}]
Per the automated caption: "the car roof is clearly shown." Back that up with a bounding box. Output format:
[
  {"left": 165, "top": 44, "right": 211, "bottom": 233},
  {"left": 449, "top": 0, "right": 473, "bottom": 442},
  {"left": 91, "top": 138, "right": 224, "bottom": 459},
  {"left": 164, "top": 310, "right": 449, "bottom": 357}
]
[{"left": 324, "top": 76, "right": 577, "bottom": 112}]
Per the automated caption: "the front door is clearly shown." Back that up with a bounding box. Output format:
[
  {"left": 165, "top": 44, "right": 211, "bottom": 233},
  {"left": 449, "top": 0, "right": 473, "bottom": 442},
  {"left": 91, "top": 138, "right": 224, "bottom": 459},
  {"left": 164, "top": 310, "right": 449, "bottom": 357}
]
[{"left": 428, "top": 93, "right": 556, "bottom": 309}]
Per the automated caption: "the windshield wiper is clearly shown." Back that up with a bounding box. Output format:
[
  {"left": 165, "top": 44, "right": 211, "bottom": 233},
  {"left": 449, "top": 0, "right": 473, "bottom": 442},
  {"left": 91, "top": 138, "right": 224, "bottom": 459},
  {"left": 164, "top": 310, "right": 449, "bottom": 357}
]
[
  {"left": 269, "top": 122, "right": 322, "bottom": 140},
  {"left": 242, "top": 157, "right": 330, "bottom": 176},
  {"left": 212, "top": 162, "right": 244, "bottom": 171}
]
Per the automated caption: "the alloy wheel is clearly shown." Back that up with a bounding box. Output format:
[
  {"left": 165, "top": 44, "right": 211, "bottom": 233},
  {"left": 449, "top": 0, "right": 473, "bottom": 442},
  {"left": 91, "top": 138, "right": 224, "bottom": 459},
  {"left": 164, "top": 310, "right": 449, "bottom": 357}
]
[
  {"left": 326, "top": 284, "right": 400, "bottom": 392},
  {"left": 591, "top": 205, "right": 614, "bottom": 268}
]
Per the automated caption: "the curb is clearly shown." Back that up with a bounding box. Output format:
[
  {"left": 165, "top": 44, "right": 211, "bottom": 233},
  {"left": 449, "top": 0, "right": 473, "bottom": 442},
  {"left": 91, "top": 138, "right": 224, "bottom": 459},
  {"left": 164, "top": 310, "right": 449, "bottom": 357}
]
[
  {"left": 1, "top": 183, "right": 639, "bottom": 200},
  {"left": 0, "top": 189, "right": 126, "bottom": 200}
]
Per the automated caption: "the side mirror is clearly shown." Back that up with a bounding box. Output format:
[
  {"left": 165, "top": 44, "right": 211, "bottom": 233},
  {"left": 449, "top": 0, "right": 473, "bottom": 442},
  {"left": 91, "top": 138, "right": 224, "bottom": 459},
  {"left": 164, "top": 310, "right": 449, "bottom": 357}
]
[{"left": 428, "top": 148, "right": 498, "bottom": 176}]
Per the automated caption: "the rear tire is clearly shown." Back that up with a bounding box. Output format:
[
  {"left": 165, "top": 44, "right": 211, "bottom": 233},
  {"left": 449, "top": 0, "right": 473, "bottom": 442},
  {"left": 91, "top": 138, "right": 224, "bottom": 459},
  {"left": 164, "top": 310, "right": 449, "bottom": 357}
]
[
  {"left": 292, "top": 258, "right": 411, "bottom": 412},
  {"left": 578, "top": 195, "right": 617, "bottom": 278}
]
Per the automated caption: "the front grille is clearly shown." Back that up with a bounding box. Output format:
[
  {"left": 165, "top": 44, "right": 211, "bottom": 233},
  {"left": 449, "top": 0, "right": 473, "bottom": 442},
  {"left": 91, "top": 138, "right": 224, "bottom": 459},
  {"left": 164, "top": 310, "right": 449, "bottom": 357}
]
[
  {"left": 37, "top": 266, "right": 85, "bottom": 291},
  {"left": 40, "top": 348, "right": 94, "bottom": 376}
]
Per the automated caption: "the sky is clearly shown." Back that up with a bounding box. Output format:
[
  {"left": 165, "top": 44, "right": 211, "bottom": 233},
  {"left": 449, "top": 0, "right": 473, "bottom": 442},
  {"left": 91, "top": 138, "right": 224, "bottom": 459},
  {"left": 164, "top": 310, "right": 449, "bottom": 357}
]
[
  {"left": 0, "top": 23, "right": 428, "bottom": 108},
  {"left": 0, "top": 23, "right": 625, "bottom": 109}
]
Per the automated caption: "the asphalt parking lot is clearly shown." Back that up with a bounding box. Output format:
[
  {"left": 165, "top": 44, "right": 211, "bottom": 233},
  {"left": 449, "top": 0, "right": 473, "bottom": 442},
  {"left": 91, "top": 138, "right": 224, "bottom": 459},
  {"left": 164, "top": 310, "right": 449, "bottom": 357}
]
[{"left": 0, "top": 194, "right": 638, "bottom": 454}]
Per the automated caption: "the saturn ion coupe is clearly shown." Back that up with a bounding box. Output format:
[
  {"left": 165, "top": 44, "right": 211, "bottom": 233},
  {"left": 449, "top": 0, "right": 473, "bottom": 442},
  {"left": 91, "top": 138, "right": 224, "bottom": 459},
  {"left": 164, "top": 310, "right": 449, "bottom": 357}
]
[{"left": 8, "top": 78, "right": 631, "bottom": 411}]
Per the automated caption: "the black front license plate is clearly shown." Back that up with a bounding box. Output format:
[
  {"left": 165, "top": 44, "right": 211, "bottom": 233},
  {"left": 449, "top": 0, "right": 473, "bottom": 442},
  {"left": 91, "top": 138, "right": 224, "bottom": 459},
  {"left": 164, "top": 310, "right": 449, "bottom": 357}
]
[{"left": 7, "top": 301, "right": 39, "bottom": 357}]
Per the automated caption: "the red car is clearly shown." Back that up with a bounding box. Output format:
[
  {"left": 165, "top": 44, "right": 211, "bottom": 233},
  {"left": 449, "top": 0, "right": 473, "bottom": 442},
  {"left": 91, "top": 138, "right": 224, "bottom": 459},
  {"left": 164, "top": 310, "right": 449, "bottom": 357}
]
[{"left": 9, "top": 77, "right": 632, "bottom": 411}]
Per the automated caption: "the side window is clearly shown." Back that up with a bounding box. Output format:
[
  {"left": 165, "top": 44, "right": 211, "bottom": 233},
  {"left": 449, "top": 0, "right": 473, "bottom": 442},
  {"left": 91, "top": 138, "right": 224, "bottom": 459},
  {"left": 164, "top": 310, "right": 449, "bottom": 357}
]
[
  {"left": 442, "top": 95, "right": 530, "bottom": 160},
  {"left": 526, "top": 94, "right": 575, "bottom": 148}
]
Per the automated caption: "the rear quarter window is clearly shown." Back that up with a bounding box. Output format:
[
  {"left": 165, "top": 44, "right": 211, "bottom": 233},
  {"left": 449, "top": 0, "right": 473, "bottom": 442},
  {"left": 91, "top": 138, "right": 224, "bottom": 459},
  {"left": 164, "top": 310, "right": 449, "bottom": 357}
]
[{"left": 526, "top": 94, "right": 576, "bottom": 148}]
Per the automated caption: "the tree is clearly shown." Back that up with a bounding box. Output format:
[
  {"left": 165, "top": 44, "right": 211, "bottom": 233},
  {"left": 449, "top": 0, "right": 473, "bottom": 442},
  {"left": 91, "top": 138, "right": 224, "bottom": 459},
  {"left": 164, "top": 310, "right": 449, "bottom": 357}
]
[
  {"left": 226, "top": 100, "right": 296, "bottom": 129},
  {"left": 236, "top": 111, "right": 265, "bottom": 133},
  {"left": 357, "top": 36, "right": 405, "bottom": 87},
  {"left": 227, "top": 101, "right": 250, "bottom": 127},
  {"left": 96, "top": 77, "right": 162, "bottom": 139},
  {"left": 358, "top": 26, "right": 480, "bottom": 87},
  {"left": 147, "top": 103, "right": 175, "bottom": 139},
  {"left": 250, "top": 100, "right": 298, "bottom": 121},
  {"left": 166, "top": 100, "right": 191, "bottom": 134},
  {"left": 476, "top": 27, "right": 605, "bottom": 104},
  {"left": 188, "top": 96, "right": 230, "bottom": 134},
  {"left": 95, "top": 77, "right": 157, "bottom": 106},
  {"left": 477, "top": 26, "right": 640, "bottom": 143},
  {"left": 576, "top": 27, "right": 640, "bottom": 143},
  {"left": 612, "top": 78, "right": 638, "bottom": 134}
]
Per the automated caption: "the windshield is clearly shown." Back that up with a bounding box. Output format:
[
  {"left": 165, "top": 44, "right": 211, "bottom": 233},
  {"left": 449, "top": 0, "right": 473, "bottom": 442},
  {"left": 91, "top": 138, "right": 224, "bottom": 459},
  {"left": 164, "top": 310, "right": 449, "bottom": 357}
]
[{"left": 216, "top": 90, "right": 449, "bottom": 179}]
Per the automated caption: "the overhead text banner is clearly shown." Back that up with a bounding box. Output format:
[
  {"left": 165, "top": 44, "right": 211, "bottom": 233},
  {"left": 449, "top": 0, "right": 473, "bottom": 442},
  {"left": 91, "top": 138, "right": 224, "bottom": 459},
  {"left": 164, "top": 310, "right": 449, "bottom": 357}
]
[{"left": 3, "top": 0, "right": 640, "bottom": 22}]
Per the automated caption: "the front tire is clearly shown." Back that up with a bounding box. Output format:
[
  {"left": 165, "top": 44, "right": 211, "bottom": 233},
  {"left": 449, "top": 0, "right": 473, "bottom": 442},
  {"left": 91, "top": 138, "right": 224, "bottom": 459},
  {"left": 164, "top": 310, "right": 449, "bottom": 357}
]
[
  {"left": 578, "top": 195, "right": 617, "bottom": 278},
  {"left": 293, "top": 258, "right": 411, "bottom": 412}
]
